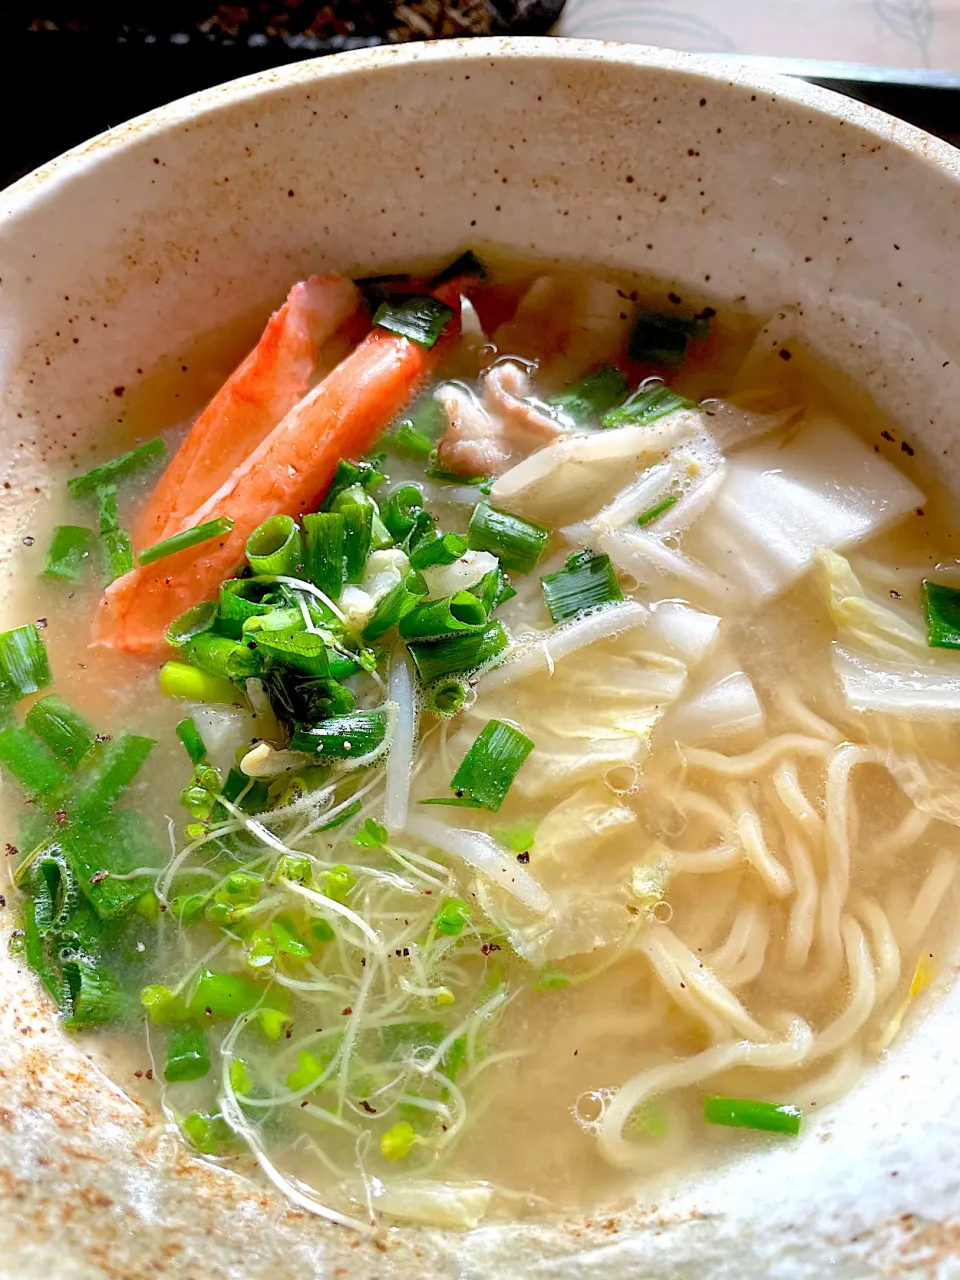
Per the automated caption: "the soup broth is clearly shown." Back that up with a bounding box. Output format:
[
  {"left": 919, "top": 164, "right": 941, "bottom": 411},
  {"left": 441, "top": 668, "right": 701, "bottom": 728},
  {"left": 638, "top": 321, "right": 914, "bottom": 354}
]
[{"left": 4, "top": 256, "right": 960, "bottom": 1230}]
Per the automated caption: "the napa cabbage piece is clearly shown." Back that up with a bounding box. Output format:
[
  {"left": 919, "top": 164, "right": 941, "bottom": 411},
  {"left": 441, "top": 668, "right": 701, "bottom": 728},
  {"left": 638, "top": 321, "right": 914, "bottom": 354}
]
[
  {"left": 531, "top": 782, "right": 638, "bottom": 866},
  {"left": 664, "top": 649, "right": 765, "bottom": 746},
  {"left": 821, "top": 550, "right": 960, "bottom": 825},
  {"left": 682, "top": 413, "right": 924, "bottom": 607},
  {"left": 489, "top": 414, "right": 699, "bottom": 526},
  {"left": 460, "top": 601, "right": 720, "bottom": 798}
]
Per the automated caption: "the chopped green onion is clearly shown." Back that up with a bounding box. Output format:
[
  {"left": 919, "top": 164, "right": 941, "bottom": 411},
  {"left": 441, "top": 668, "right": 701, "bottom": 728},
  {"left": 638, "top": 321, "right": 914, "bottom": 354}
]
[
  {"left": 419, "top": 795, "right": 485, "bottom": 809},
  {"left": 628, "top": 308, "right": 710, "bottom": 367},
  {"left": 24, "top": 696, "right": 96, "bottom": 770},
  {"left": 402, "top": 508, "right": 438, "bottom": 554},
  {"left": 469, "top": 568, "right": 516, "bottom": 614},
  {"left": 184, "top": 969, "right": 271, "bottom": 1020},
  {"left": 67, "top": 436, "right": 167, "bottom": 499},
  {"left": 380, "top": 1121, "right": 417, "bottom": 1161},
  {"left": 0, "top": 623, "right": 51, "bottom": 703},
  {"left": 446, "top": 718, "right": 534, "bottom": 812},
  {"left": 290, "top": 711, "right": 388, "bottom": 761},
  {"left": 18, "top": 898, "right": 60, "bottom": 996},
  {"left": 381, "top": 485, "right": 426, "bottom": 541},
  {"left": 431, "top": 249, "right": 487, "bottom": 285},
  {"left": 184, "top": 633, "right": 261, "bottom": 682},
  {"left": 467, "top": 502, "right": 549, "bottom": 575},
  {"left": 322, "top": 458, "right": 385, "bottom": 511},
  {"left": 0, "top": 724, "right": 68, "bottom": 796},
  {"left": 166, "top": 600, "right": 218, "bottom": 649},
  {"left": 42, "top": 525, "right": 95, "bottom": 584},
  {"left": 407, "top": 621, "right": 509, "bottom": 684},
  {"left": 61, "top": 956, "right": 127, "bottom": 1028},
  {"left": 374, "top": 295, "right": 455, "bottom": 348},
  {"left": 67, "top": 733, "right": 155, "bottom": 824},
  {"left": 95, "top": 483, "right": 120, "bottom": 533},
  {"left": 176, "top": 717, "right": 207, "bottom": 765},
  {"left": 548, "top": 365, "right": 628, "bottom": 424},
  {"left": 52, "top": 812, "right": 156, "bottom": 919},
  {"left": 216, "top": 579, "right": 273, "bottom": 638},
  {"left": 399, "top": 591, "right": 488, "bottom": 641},
  {"left": 159, "top": 661, "right": 243, "bottom": 704},
  {"left": 254, "top": 628, "right": 331, "bottom": 677},
  {"left": 342, "top": 503, "right": 373, "bottom": 583},
  {"left": 636, "top": 494, "right": 680, "bottom": 527},
  {"left": 165, "top": 1025, "right": 211, "bottom": 1082},
  {"left": 101, "top": 527, "right": 134, "bottom": 584},
  {"left": 139, "top": 516, "right": 235, "bottom": 567},
  {"left": 332, "top": 484, "right": 392, "bottom": 551},
  {"left": 922, "top": 580, "right": 960, "bottom": 649},
  {"left": 541, "top": 550, "right": 623, "bottom": 623},
  {"left": 362, "top": 573, "right": 429, "bottom": 643},
  {"left": 245, "top": 515, "right": 301, "bottom": 577},
  {"left": 434, "top": 898, "right": 471, "bottom": 936},
  {"left": 424, "top": 678, "right": 467, "bottom": 718},
  {"left": 302, "top": 512, "right": 345, "bottom": 600},
  {"left": 409, "top": 531, "right": 468, "bottom": 570},
  {"left": 601, "top": 383, "right": 697, "bottom": 429},
  {"left": 703, "top": 1095, "right": 801, "bottom": 1136}
]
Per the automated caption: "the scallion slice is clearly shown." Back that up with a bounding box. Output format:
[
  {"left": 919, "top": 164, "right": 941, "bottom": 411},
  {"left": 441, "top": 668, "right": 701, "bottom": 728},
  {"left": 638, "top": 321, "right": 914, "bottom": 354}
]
[
  {"left": 0, "top": 623, "right": 52, "bottom": 703},
  {"left": 166, "top": 600, "right": 218, "bottom": 649},
  {"left": 165, "top": 1026, "right": 211, "bottom": 1082},
  {"left": 25, "top": 696, "right": 96, "bottom": 770},
  {"left": 95, "top": 483, "right": 120, "bottom": 533},
  {"left": 381, "top": 485, "right": 426, "bottom": 542},
  {"left": 302, "top": 512, "right": 345, "bottom": 600},
  {"left": 431, "top": 249, "right": 486, "bottom": 285},
  {"left": 216, "top": 579, "right": 273, "bottom": 639},
  {"left": 445, "top": 718, "right": 534, "bottom": 812},
  {"left": 254, "top": 629, "right": 331, "bottom": 677},
  {"left": 636, "top": 494, "right": 679, "bottom": 527},
  {"left": 318, "top": 797, "right": 363, "bottom": 831},
  {"left": 101, "top": 528, "right": 134, "bottom": 583},
  {"left": 374, "top": 295, "right": 455, "bottom": 349},
  {"left": 409, "top": 531, "right": 468, "bottom": 571},
  {"left": 469, "top": 568, "right": 516, "bottom": 614},
  {"left": 388, "top": 397, "right": 445, "bottom": 462},
  {"left": 921, "top": 580, "right": 960, "bottom": 649},
  {"left": 601, "top": 383, "right": 697, "bottom": 430},
  {"left": 176, "top": 717, "right": 207, "bottom": 765},
  {"left": 67, "top": 436, "right": 167, "bottom": 499},
  {"left": 42, "top": 525, "right": 95, "bottom": 584},
  {"left": 467, "top": 502, "right": 548, "bottom": 575},
  {"left": 159, "top": 661, "right": 243, "bottom": 704},
  {"left": 56, "top": 811, "right": 158, "bottom": 918},
  {"left": 541, "top": 550, "right": 623, "bottom": 623},
  {"left": 549, "top": 365, "right": 628, "bottom": 424},
  {"left": 66, "top": 733, "right": 156, "bottom": 824},
  {"left": 139, "top": 516, "right": 234, "bottom": 567},
  {"left": 424, "top": 678, "right": 467, "bottom": 718},
  {"left": 321, "top": 458, "right": 384, "bottom": 511},
  {"left": 0, "top": 723, "right": 68, "bottom": 796},
  {"left": 628, "top": 308, "right": 710, "bottom": 367},
  {"left": 407, "top": 621, "right": 509, "bottom": 684},
  {"left": 703, "top": 1095, "right": 801, "bottom": 1136},
  {"left": 342, "top": 502, "right": 373, "bottom": 583},
  {"left": 246, "top": 515, "right": 301, "bottom": 577},
  {"left": 399, "top": 591, "right": 488, "bottom": 641},
  {"left": 61, "top": 956, "right": 128, "bottom": 1028},
  {"left": 363, "top": 573, "right": 428, "bottom": 643},
  {"left": 290, "top": 710, "right": 388, "bottom": 760},
  {"left": 184, "top": 632, "right": 261, "bottom": 681}
]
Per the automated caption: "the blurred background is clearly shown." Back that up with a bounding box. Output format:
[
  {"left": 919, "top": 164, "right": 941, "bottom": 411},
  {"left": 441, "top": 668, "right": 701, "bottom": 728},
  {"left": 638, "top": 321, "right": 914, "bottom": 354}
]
[{"left": 2, "top": 0, "right": 958, "bottom": 189}]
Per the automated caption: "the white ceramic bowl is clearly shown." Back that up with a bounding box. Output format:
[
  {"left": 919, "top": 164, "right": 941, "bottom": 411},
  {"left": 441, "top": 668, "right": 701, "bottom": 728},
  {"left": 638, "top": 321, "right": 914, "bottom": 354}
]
[{"left": 2, "top": 37, "right": 960, "bottom": 1278}]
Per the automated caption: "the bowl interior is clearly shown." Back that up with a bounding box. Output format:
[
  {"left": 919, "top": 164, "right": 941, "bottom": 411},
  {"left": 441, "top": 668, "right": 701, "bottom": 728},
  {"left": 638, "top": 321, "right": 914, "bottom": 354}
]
[{"left": 2, "top": 37, "right": 960, "bottom": 1277}]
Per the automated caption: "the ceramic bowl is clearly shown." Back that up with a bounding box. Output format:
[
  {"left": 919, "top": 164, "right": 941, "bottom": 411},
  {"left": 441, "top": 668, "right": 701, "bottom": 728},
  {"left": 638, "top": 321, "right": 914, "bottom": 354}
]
[{"left": 2, "top": 36, "right": 959, "bottom": 1278}]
